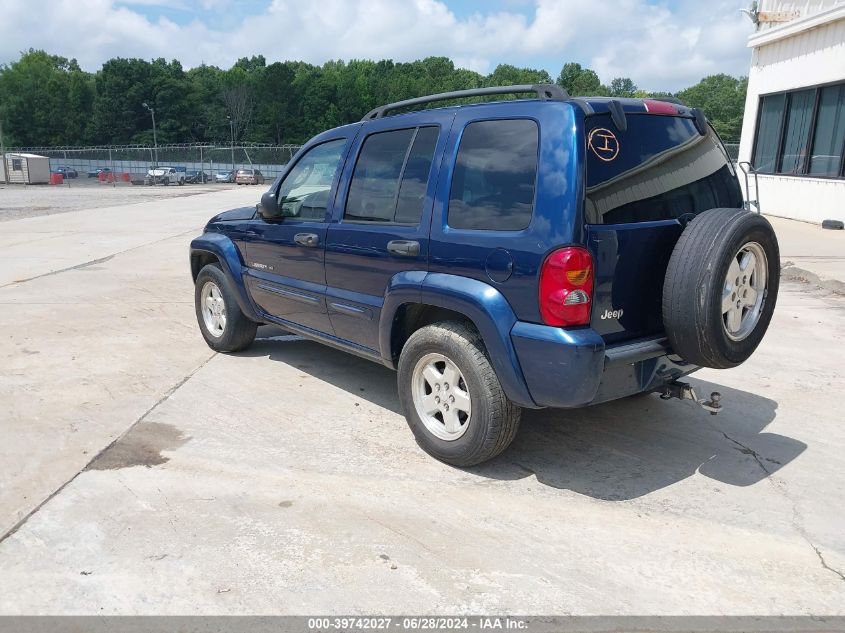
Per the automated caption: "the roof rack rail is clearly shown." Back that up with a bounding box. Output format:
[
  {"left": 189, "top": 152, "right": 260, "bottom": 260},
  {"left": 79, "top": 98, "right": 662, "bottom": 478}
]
[{"left": 361, "top": 83, "right": 569, "bottom": 121}]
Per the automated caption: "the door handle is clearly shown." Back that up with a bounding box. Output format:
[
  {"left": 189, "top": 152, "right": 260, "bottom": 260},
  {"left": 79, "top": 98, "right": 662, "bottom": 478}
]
[
  {"left": 294, "top": 233, "right": 319, "bottom": 248},
  {"left": 387, "top": 240, "right": 420, "bottom": 257}
]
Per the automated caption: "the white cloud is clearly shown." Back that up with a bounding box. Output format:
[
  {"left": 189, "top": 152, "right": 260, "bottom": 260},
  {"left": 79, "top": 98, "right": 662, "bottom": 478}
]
[{"left": 0, "top": 0, "right": 755, "bottom": 91}]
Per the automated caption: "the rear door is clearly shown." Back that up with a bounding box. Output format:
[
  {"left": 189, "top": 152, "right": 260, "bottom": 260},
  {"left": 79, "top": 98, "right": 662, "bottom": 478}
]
[
  {"left": 243, "top": 137, "right": 350, "bottom": 333},
  {"left": 324, "top": 112, "right": 452, "bottom": 352},
  {"left": 585, "top": 112, "right": 743, "bottom": 343}
]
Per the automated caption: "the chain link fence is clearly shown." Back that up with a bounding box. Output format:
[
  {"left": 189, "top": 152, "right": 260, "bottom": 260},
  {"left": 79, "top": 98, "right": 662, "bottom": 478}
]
[
  {"left": 8, "top": 143, "right": 302, "bottom": 181},
  {"left": 11, "top": 141, "right": 742, "bottom": 182}
]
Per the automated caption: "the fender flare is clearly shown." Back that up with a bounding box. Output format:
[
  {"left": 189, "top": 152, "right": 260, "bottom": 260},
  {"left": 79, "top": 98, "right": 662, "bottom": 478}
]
[
  {"left": 190, "top": 233, "right": 260, "bottom": 322},
  {"left": 380, "top": 272, "right": 537, "bottom": 408}
]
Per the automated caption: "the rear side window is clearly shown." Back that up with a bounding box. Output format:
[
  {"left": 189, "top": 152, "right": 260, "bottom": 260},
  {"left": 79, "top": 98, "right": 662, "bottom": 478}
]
[
  {"left": 448, "top": 119, "right": 539, "bottom": 231},
  {"left": 345, "top": 126, "right": 438, "bottom": 224},
  {"left": 585, "top": 114, "right": 743, "bottom": 224}
]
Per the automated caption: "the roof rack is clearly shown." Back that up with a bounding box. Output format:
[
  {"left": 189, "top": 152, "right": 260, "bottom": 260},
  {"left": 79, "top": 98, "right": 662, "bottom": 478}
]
[{"left": 361, "top": 84, "right": 569, "bottom": 121}]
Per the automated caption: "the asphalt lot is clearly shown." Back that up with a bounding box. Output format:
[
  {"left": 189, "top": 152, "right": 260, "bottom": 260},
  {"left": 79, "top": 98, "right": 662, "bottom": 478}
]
[{"left": 0, "top": 185, "right": 844, "bottom": 614}]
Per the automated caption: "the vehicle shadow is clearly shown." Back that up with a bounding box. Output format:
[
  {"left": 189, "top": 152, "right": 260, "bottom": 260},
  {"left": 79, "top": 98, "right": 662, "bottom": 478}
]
[{"left": 243, "top": 327, "right": 806, "bottom": 500}]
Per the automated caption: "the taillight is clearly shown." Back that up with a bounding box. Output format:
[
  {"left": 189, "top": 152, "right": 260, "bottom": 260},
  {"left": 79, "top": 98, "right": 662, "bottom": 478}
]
[
  {"left": 643, "top": 99, "right": 678, "bottom": 115},
  {"left": 539, "top": 246, "right": 594, "bottom": 327}
]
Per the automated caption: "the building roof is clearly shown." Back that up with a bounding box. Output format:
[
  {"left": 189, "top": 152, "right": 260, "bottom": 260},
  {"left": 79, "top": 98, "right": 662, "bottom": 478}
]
[{"left": 7, "top": 153, "right": 48, "bottom": 159}]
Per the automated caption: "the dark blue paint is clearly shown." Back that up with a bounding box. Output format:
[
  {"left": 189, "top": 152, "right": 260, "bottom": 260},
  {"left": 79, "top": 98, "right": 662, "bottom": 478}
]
[
  {"left": 190, "top": 232, "right": 259, "bottom": 322},
  {"left": 188, "top": 96, "right": 745, "bottom": 411}
]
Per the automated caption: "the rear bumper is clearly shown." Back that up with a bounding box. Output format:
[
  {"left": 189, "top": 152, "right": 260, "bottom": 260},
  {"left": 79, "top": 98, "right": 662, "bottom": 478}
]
[{"left": 510, "top": 322, "right": 698, "bottom": 408}]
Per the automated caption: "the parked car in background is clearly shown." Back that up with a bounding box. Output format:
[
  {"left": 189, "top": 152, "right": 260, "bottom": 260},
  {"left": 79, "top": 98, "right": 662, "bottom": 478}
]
[
  {"left": 215, "top": 170, "right": 235, "bottom": 183},
  {"left": 145, "top": 166, "right": 184, "bottom": 186},
  {"left": 235, "top": 169, "right": 266, "bottom": 185},
  {"left": 87, "top": 167, "right": 111, "bottom": 178},
  {"left": 186, "top": 170, "right": 212, "bottom": 184},
  {"left": 52, "top": 166, "right": 78, "bottom": 178}
]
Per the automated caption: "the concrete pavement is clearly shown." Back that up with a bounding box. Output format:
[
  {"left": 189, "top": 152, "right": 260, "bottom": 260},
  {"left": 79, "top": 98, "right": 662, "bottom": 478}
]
[
  {"left": 768, "top": 215, "right": 845, "bottom": 293},
  {"left": 1, "top": 189, "right": 844, "bottom": 614}
]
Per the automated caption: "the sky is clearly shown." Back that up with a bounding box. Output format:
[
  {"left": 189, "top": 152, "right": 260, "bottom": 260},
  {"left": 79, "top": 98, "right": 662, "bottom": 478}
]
[{"left": 0, "top": 0, "right": 756, "bottom": 92}]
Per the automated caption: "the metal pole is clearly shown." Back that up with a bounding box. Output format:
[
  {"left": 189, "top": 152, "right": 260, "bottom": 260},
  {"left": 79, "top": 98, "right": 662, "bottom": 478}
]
[
  {"left": 151, "top": 108, "right": 158, "bottom": 165},
  {"left": 229, "top": 119, "right": 235, "bottom": 172},
  {"left": 0, "top": 116, "right": 5, "bottom": 184}
]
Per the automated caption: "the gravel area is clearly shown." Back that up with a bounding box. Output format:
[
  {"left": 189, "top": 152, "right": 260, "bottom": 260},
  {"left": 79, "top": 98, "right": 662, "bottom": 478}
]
[{"left": 0, "top": 180, "right": 246, "bottom": 221}]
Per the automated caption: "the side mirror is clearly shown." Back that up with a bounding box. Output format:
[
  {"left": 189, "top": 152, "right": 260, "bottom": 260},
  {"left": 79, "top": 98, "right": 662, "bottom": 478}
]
[{"left": 258, "top": 191, "right": 279, "bottom": 219}]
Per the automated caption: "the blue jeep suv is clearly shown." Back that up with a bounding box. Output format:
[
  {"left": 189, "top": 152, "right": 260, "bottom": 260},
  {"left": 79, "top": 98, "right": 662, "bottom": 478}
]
[{"left": 190, "top": 84, "right": 780, "bottom": 466}]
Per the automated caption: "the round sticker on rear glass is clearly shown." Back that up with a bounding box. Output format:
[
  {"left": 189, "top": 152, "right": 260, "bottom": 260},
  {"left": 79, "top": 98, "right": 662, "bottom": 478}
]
[{"left": 588, "top": 127, "right": 620, "bottom": 162}]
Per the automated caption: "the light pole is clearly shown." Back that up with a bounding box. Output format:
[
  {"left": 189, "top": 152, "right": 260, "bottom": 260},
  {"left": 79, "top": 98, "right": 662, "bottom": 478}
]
[
  {"left": 226, "top": 115, "right": 235, "bottom": 173},
  {"left": 0, "top": 115, "right": 6, "bottom": 184},
  {"left": 143, "top": 102, "right": 158, "bottom": 165}
]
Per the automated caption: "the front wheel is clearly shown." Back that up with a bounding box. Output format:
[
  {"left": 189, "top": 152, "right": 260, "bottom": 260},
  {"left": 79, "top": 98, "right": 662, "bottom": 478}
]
[
  {"left": 194, "top": 264, "right": 257, "bottom": 352},
  {"left": 397, "top": 321, "right": 521, "bottom": 466}
]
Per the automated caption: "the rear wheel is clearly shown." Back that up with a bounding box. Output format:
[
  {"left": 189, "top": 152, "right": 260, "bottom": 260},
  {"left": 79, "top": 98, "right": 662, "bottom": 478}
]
[
  {"left": 397, "top": 321, "right": 521, "bottom": 466},
  {"left": 663, "top": 208, "right": 780, "bottom": 368},
  {"left": 194, "top": 264, "right": 257, "bottom": 352}
]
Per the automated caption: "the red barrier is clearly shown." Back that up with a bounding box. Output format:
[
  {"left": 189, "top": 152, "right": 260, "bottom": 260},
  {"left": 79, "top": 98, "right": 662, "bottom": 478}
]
[
  {"left": 50, "top": 173, "right": 64, "bottom": 185},
  {"left": 121, "top": 172, "right": 131, "bottom": 182},
  {"left": 98, "top": 171, "right": 106, "bottom": 181}
]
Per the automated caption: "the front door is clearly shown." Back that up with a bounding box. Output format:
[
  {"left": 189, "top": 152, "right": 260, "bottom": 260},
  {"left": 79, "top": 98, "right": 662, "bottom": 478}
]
[
  {"left": 324, "top": 113, "right": 452, "bottom": 352},
  {"left": 244, "top": 137, "right": 350, "bottom": 334}
]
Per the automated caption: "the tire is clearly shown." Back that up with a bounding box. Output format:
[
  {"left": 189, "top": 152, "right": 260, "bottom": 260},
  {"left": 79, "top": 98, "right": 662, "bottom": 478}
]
[
  {"left": 194, "top": 263, "right": 257, "bottom": 353},
  {"left": 178, "top": 178, "right": 185, "bottom": 186},
  {"left": 397, "top": 321, "right": 521, "bottom": 466},
  {"left": 663, "top": 208, "right": 780, "bottom": 369}
]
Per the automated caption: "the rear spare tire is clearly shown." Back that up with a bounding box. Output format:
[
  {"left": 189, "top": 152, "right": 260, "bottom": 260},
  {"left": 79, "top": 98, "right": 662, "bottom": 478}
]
[{"left": 663, "top": 208, "right": 779, "bottom": 369}]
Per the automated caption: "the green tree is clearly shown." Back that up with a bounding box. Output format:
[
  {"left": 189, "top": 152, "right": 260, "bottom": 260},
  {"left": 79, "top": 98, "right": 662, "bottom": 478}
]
[
  {"left": 556, "top": 62, "right": 606, "bottom": 96},
  {"left": 676, "top": 74, "right": 748, "bottom": 140},
  {"left": 609, "top": 77, "right": 638, "bottom": 98},
  {"left": 0, "top": 49, "right": 751, "bottom": 147},
  {"left": 0, "top": 50, "right": 94, "bottom": 145}
]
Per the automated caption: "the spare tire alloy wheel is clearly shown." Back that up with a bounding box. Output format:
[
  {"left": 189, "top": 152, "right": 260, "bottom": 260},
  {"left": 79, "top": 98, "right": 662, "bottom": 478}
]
[
  {"left": 663, "top": 207, "right": 780, "bottom": 369},
  {"left": 722, "top": 242, "right": 767, "bottom": 341}
]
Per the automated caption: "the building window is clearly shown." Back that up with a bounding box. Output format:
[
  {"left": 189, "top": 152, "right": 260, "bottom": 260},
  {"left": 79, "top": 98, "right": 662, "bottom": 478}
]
[
  {"left": 753, "top": 82, "right": 845, "bottom": 179},
  {"left": 809, "top": 84, "right": 845, "bottom": 177},
  {"left": 11, "top": 159, "right": 22, "bottom": 171}
]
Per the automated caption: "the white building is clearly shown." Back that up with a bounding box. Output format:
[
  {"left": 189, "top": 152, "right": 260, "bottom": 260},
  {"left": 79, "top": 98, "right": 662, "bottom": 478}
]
[
  {"left": 3, "top": 153, "right": 51, "bottom": 184},
  {"left": 738, "top": 0, "right": 845, "bottom": 223}
]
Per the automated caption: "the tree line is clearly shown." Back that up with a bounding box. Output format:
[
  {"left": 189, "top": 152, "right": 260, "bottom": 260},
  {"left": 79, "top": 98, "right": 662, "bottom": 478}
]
[{"left": 0, "top": 50, "right": 748, "bottom": 148}]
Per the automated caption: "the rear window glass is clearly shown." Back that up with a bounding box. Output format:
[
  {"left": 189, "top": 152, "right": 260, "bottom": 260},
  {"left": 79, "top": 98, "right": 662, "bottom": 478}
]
[
  {"left": 585, "top": 114, "right": 742, "bottom": 225},
  {"left": 448, "top": 119, "right": 539, "bottom": 231}
]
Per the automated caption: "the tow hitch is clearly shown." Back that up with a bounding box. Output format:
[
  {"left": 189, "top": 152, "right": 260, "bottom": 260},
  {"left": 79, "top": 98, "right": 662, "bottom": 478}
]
[{"left": 659, "top": 381, "right": 722, "bottom": 415}]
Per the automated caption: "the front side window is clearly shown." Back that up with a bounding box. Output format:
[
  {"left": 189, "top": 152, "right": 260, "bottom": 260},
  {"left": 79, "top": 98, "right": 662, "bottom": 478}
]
[
  {"left": 12, "top": 159, "right": 22, "bottom": 171},
  {"left": 345, "top": 126, "right": 438, "bottom": 224},
  {"left": 447, "top": 119, "right": 539, "bottom": 231},
  {"left": 276, "top": 138, "right": 346, "bottom": 220}
]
